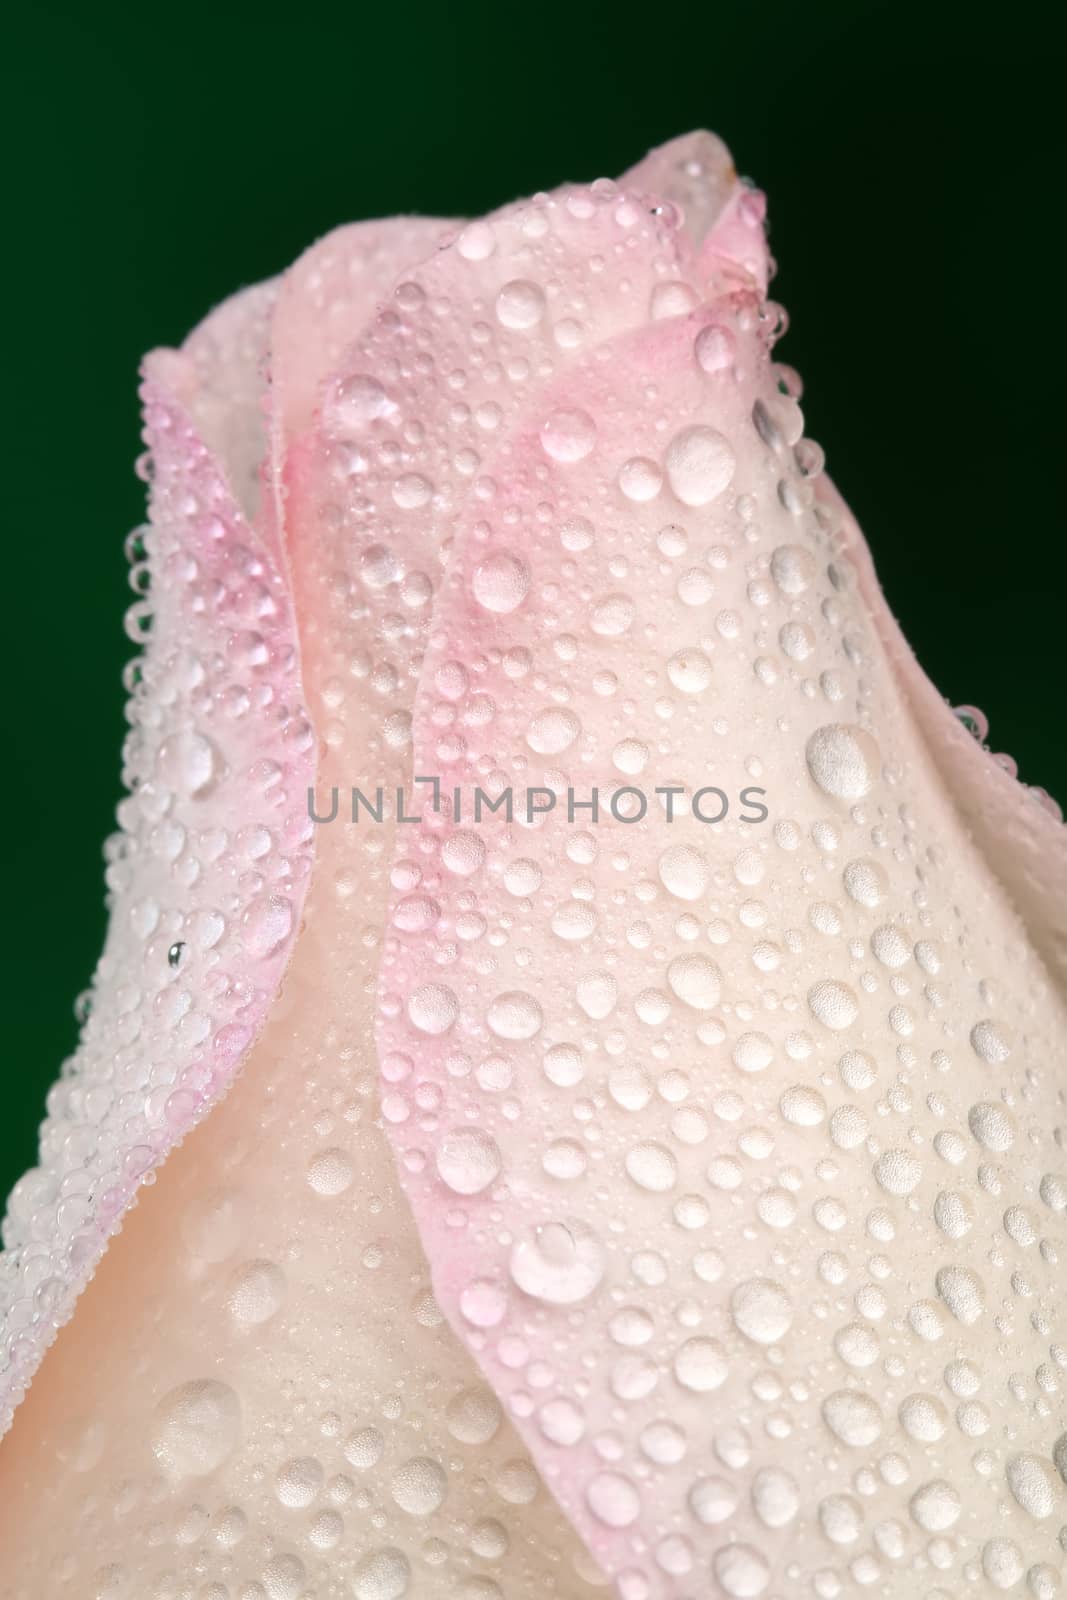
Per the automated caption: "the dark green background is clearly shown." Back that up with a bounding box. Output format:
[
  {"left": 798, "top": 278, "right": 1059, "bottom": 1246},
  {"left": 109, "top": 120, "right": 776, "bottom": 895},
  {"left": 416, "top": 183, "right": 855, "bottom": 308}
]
[{"left": 2, "top": 0, "right": 1060, "bottom": 1200}]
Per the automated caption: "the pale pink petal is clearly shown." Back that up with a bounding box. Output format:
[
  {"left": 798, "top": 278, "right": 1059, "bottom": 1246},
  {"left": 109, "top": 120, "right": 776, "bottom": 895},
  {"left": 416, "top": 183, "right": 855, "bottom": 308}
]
[
  {"left": 0, "top": 350, "right": 315, "bottom": 1435},
  {"left": 619, "top": 129, "right": 737, "bottom": 247},
  {"left": 621, "top": 131, "right": 771, "bottom": 295},
  {"left": 376, "top": 152, "right": 1067, "bottom": 1595},
  {"left": 0, "top": 204, "right": 609, "bottom": 1594}
]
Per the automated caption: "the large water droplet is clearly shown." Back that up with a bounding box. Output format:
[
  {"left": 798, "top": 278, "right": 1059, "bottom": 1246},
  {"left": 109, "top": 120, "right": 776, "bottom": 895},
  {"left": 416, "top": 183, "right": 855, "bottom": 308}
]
[
  {"left": 730, "top": 1278, "right": 793, "bottom": 1345},
  {"left": 486, "top": 991, "right": 543, "bottom": 1040},
  {"left": 586, "top": 1471, "right": 641, "bottom": 1528},
  {"left": 472, "top": 552, "right": 530, "bottom": 614},
  {"left": 150, "top": 1379, "right": 241, "bottom": 1479},
  {"left": 526, "top": 707, "right": 580, "bottom": 754},
  {"left": 352, "top": 1548, "right": 411, "bottom": 1600},
  {"left": 540, "top": 407, "right": 596, "bottom": 462},
  {"left": 509, "top": 1219, "right": 605, "bottom": 1304},
  {"left": 435, "top": 1127, "right": 502, "bottom": 1194},
  {"left": 665, "top": 425, "right": 735, "bottom": 506},
  {"left": 496, "top": 280, "right": 545, "bottom": 330},
  {"left": 805, "top": 723, "right": 880, "bottom": 801},
  {"left": 156, "top": 729, "right": 221, "bottom": 798}
]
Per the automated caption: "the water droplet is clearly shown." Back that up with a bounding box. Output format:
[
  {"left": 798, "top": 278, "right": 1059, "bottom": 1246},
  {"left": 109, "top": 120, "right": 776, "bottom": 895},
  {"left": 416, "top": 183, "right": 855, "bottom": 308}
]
[
  {"left": 617, "top": 456, "right": 663, "bottom": 502},
  {"left": 435, "top": 1128, "right": 502, "bottom": 1194},
  {"left": 306, "top": 1147, "right": 354, "bottom": 1196},
  {"left": 227, "top": 1259, "right": 285, "bottom": 1325},
  {"left": 770, "top": 544, "right": 815, "bottom": 594},
  {"left": 344, "top": 1426, "right": 384, "bottom": 1470},
  {"left": 447, "top": 1385, "right": 502, "bottom": 1443},
  {"left": 694, "top": 323, "right": 734, "bottom": 372},
  {"left": 589, "top": 593, "right": 635, "bottom": 636},
  {"left": 157, "top": 729, "right": 221, "bottom": 797},
  {"left": 666, "top": 953, "right": 722, "bottom": 1010},
  {"left": 822, "top": 1389, "right": 883, "bottom": 1447},
  {"left": 658, "top": 844, "right": 709, "bottom": 901},
  {"left": 352, "top": 1548, "right": 411, "bottom": 1600},
  {"left": 970, "top": 1017, "right": 1012, "bottom": 1063},
  {"left": 509, "top": 1219, "right": 605, "bottom": 1304},
  {"left": 751, "top": 1467, "right": 799, "bottom": 1528},
  {"left": 328, "top": 373, "right": 394, "bottom": 430},
  {"left": 807, "top": 978, "right": 859, "bottom": 1031},
  {"left": 730, "top": 1278, "right": 793, "bottom": 1345},
  {"left": 805, "top": 723, "right": 880, "bottom": 801},
  {"left": 625, "top": 1141, "right": 677, "bottom": 1192},
  {"left": 689, "top": 1475, "right": 737, "bottom": 1525},
  {"left": 486, "top": 991, "right": 542, "bottom": 1040},
  {"left": 150, "top": 1379, "right": 241, "bottom": 1479},
  {"left": 935, "top": 1263, "right": 985, "bottom": 1324},
  {"left": 407, "top": 983, "right": 459, "bottom": 1035},
  {"left": 526, "top": 707, "right": 580, "bottom": 754},
  {"left": 843, "top": 858, "right": 887, "bottom": 907},
  {"left": 673, "top": 1336, "right": 729, "bottom": 1392},
  {"left": 496, "top": 280, "right": 545, "bottom": 330},
  {"left": 586, "top": 1472, "right": 641, "bottom": 1528},
  {"left": 665, "top": 425, "right": 735, "bottom": 506},
  {"left": 456, "top": 220, "right": 495, "bottom": 260},
  {"left": 667, "top": 647, "right": 713, "bottom": 694},
  {"left": 391, "top": 1456, "right": 448, "bottom": 1516},
  {"left": 540, "top": 407, "right": 596, "bottom": 462},
  {"left": 1005, "top": 1454, "right": 1057, "bottom": 1519},
  {"left": 241, "top": 893, "right": 294, "bottom": 959},
  {"left": 873, "top": 1148, "right": 921, "bottom": 1197},
  {"left": 712, "top": 1543, "right": 770, "bottom": 1597},
  {"left": 909, "top": 1479, "right": 960, "bottom": 1532},
  {"left": 275, "top": 1455, "right": 323, "bottom": 1508},
  {"left": 472, "top": 551, "right": 530, "bottom": 614},
  {"left": 982, "top": 1539, "right": 1025, "bottom": 1590}
]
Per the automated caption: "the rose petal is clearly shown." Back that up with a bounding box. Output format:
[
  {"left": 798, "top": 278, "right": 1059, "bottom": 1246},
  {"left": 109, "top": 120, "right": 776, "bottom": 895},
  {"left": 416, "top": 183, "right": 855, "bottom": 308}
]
[
  {"left": 377, "top": 156, "right": 1067, "bottom": 1594},
  {"left": 0, "top": 207, "right": 608, "bottom": 1594},
  {"left": 0, "top": 348, "right": 315, "bottom": 1434}
]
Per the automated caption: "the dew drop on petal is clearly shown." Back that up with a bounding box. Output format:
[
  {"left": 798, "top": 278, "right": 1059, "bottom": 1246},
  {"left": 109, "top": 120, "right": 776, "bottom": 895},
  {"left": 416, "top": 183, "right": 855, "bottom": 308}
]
[
  {"left": 805, "top": 723, "right": 880, "bottom": 800},
  {"left": 586, "top": 1472, "right": 641, "bottom": 1528},
  {"left": 673, "top": 1336, "right": 729, "bottom": 1392},
  {"left": 617, "top": 456, "right": 663, "bottom": 502},
  {"left": 822, "top": 1389, "right": 883, "bottom": 1447},
  {"left": 509, "top": 1219, "right": 605, "bottom": 1304},
  {"left": 150, "top": 1379, "right": 241, "bottom": 1479},
  {"left": 730, "top": 1278, "right": 793, "bottom": 1345},
  {"left": 540, "top": 408, "right": 596, "bottom": 463},
  {"left": 665, "top": 425, "right": 735, "bottom": 507},
  {"left": 667, "top": 953, "right": 722, "bottom": 1010},
  {"left": 807, "top": 978, "right": 859, "bottom": 1031},
  {"left": 472, "top": 552, "right": 530, "bottom": 614},
  {"left": 495, "top": 280, "right": 545, "bottom": 330},
  {"left": 407, "top": 983, "right": 459, "bottom": 1036},
  {"left": 486, "top": 991, "right": 543, "bottom": 1040},
  {"left": 526, "top": 707, "right": 580, "bottom": 755},
  {"left": 435, "top": 1128, "right": 502, "bottom": 1195},
  {"left": 352, "top": 1548, "right": 411, "bottom": 1600},
  {"left": 694, "top": 323, "right": 735, "bottom": 372},
  {"left": 658, "top": 844, "right": 709, "bottom": 901},
  {"left": 712, "top": 1542, "right": 770, "bottom": 1597}
]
